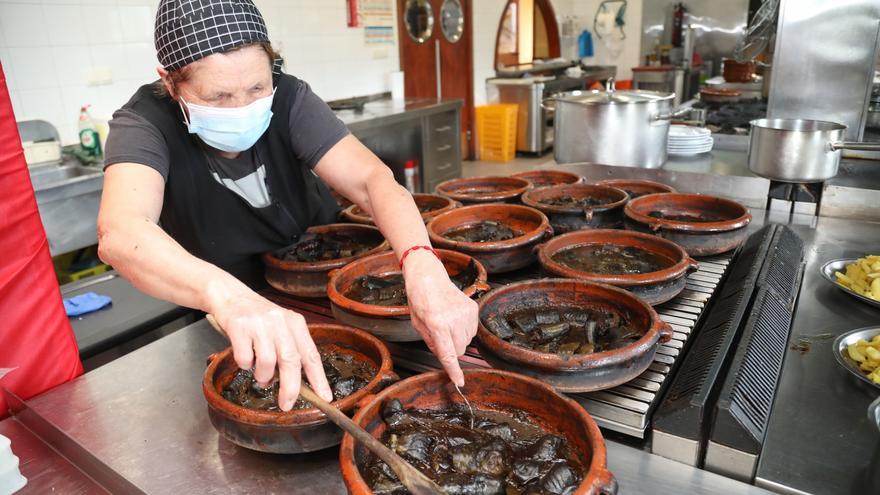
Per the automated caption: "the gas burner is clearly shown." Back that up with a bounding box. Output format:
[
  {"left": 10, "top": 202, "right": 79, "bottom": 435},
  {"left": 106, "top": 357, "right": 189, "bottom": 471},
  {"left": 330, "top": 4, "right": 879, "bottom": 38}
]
[{"left": 696, "top": 98, "right": 768, "bottom": 135}]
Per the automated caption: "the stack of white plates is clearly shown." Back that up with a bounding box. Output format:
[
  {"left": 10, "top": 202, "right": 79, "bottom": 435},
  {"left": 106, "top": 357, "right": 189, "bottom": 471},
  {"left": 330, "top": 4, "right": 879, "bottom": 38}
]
[{"left": 668, "top": 125, "right": 713, "bottom": 155}]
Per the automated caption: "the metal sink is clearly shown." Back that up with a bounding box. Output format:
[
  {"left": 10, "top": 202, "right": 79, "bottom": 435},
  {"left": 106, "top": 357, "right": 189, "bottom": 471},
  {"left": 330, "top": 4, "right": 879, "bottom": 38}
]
[
  {"left": 28, "top": 161, "right": 104, "bottom": 256},
  {"left": 30, "top": 163, "right": 102, "bottom": 190}
]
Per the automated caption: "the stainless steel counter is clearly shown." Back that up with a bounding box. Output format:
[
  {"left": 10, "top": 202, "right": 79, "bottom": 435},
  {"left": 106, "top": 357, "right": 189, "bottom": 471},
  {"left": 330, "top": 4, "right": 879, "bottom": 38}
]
[
  {"left": 335, "top": 98, "right": 462, "bottom": 135},
  {"left": 3, "top": 317, "right": 770, "bottom": 494},
  {"left": 755, "top": 215, "right": 880, "bottom": 495}
]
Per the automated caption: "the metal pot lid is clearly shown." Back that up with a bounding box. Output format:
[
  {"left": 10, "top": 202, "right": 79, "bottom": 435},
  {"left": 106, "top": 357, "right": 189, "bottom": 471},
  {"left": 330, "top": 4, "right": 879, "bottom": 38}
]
[
  {"left": 554, "top": 77, "right": 673, "bottom": 105},
  {"left": 556, "top": 89, "right": 674, "bottom": 105}
]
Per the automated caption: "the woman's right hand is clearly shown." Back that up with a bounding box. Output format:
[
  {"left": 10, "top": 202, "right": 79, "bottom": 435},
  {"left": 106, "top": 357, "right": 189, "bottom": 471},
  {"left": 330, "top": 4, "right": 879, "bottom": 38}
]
[{"left": 210, "top": 292, "right": 333, "bottom": 411}]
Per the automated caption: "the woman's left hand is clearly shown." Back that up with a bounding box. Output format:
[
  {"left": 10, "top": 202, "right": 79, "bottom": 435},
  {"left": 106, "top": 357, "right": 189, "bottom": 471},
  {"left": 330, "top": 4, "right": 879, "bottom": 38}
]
[{"left": 403, "top": 250, "right": 479, "bottom": 387}]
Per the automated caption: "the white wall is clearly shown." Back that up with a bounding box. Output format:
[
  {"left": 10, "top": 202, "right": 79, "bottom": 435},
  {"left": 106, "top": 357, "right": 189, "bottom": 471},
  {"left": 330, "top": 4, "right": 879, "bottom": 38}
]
[
  {"left": 472, "top": 0, "right": 509, "bottom": 106},
  {"left": 0, "top": 0, "right": 400, "bottom": 145},
  {"left": 554, "top": 0, "right": 643, "bottom": 81}
]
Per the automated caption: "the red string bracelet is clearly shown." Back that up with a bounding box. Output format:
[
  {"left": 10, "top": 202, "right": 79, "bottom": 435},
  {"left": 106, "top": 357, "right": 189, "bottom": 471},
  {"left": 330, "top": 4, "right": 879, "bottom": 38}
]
[{"left": 399, "top": 245, "right": 440, "bottom": 269}]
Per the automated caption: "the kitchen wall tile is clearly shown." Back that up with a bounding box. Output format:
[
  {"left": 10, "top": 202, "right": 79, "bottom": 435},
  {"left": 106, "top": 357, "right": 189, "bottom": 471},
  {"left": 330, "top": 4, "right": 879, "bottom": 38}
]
[
  {"left": 51, "top": 44, "right": 90, "bottom": 86},
  {"left": 42, "top": 0, "right": 83, "bottom": 5},
  {"left": 89, "top": 43, "right": 129, "bottom": 85},
  {"left": 121, "top": 41, "right": 159, "bottom": 82},
  {"left": 44, "top": 4, "right": 89, "bottom": 46},
  {"left": 88, "top": 6, "right": 124, "bottom": 45},
  {"left": 0, "top": 46, "right": 16, "bottom": 89},
  {"left": 18, "top": 87, "right": 66, "bottom": 127},
  {"left": 59, "top": 83, "right": 98, "bottom": 125},
  {"left": 118, "top": 5, "right": 153, "bottom": 43},
  {"left": 0, "top": 3, "right": 49, "bottom": 47},
  {"left": 56, "top": 123, "right": 77, "bottom": 146},
  {"left": 8, "top": 89, "right": 23, "bottom": 120},
  {"left": 8, "top": 46, "right": 58, "bottom": 90}
]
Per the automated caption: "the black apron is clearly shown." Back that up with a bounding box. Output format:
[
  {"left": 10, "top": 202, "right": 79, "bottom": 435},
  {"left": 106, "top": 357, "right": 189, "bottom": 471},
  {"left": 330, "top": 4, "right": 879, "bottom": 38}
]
[{"left": 120, "top": 74, "right": 340, "bottom": 288}]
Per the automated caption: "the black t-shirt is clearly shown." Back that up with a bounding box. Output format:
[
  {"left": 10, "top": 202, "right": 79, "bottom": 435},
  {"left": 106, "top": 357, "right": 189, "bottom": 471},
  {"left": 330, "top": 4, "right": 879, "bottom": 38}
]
[{"left": 104, "top": 79, "right": 349, "bottom": 208}]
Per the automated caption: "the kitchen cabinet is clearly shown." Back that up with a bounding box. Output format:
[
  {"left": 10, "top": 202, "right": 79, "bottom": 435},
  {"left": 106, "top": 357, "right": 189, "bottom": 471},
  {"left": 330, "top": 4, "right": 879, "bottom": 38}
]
[{"left": 337, "top": 98, "right": 463, "bottom": 193}]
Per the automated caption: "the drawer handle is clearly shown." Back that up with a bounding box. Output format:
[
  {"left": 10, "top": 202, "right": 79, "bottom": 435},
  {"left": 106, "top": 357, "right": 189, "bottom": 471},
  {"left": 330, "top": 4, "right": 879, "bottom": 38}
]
[
  {"left": 438, "top": 162, "right": 453, "bottom": 170},
  {"left": 436, "top": 144, "right": 453, "bottom": 152},
  {"left": 435, "top": 125, "right": 452, "bottom": 132}
]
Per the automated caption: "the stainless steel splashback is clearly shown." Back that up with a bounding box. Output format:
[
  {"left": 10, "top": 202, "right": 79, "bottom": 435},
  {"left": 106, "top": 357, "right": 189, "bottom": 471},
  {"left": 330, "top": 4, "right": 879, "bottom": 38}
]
[
  {"left": 766, "top": 0, "right": 880, "bottom": 141},
  {"left": 640, "top": 0, "right": 749, "bottom": 75}
]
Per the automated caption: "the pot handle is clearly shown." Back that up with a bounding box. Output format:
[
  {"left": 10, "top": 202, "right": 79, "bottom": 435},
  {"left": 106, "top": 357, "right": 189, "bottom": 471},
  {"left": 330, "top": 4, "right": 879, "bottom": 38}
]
[
  {"left": 594, "top": 469, "right": 619, "bottom": 495},
  {"left": 686, "top": 257, "right": 700, "bottom": 273},
  {"left": 829, "top": 141, "right": 880, "bottom": 152},
  {"left": 653, "top": 106, "right": 695, "bottom": 122},
  {"left": 540, "top": 97, "right": 557, "bottom": 111},
  {"left": 473, "top": 280, "right": 492, "bottom": 296},
  {"left": 644, "top": 217, "right": 668, "bottom": 232},
  {"left": 657, "top": 321, "right": 674, "bottom": 343},
  {"left": 378, "top": 370, "right": 400, "bottom": 389},
  {"left": 583, "top": 207, "right": 594, "bottom": 223},
  {"left": 355, "top": 393, "right": 377, "bottom": 413},
  {"left": 542, "top": 228, "right": 555, "bottom": 241},
  {"left": 206, "top": 352, "right": 222, "bottom": 367}
]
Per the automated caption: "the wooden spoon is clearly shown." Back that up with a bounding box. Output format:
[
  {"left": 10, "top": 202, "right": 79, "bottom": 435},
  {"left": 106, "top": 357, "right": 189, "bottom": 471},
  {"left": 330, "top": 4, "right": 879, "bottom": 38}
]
[{"left": 204, "top": 315, "right": 444, "bottom": 495}]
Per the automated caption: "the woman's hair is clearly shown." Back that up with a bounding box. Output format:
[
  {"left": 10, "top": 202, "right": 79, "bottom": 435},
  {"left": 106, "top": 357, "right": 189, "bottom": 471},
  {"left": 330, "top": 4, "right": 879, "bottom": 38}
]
[{"left": 154, "top": 41, "right": 280, "bottom": 99}]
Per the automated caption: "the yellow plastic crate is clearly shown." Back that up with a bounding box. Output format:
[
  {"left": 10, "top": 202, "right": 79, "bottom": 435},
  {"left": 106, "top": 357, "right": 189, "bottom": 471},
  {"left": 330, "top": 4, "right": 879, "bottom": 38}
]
[{"left": 475, "top": 104, "right": 518, "bottom": 162}]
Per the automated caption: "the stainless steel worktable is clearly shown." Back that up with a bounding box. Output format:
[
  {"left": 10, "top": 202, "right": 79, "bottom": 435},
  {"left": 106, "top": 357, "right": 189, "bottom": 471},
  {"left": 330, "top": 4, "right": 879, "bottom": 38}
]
[
  {"left": 335, "top": 98, "right": 462, "bottom": 134},
  {"left": 755, "top": 215, "right": 880, "bottom": 495},
  {"left": 4, "top": 316, "right": 769, "bottom": 494}
]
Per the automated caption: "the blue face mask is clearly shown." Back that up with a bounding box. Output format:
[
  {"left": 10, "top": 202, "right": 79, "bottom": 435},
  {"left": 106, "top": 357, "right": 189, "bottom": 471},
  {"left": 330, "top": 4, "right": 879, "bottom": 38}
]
[{"left": 180, "top": 89, "right": 275, "bottom": 152}]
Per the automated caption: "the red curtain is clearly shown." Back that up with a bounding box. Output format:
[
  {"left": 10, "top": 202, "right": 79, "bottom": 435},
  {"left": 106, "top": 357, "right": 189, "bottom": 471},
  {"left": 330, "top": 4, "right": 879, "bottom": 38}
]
[{"left": 0, "top": 60, "right": 83, "bottom": 416}]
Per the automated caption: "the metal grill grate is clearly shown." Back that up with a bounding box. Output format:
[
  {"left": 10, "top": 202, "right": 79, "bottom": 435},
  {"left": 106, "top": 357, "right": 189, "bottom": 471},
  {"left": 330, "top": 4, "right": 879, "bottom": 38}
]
[
  {"left": 758, "top": 227, "right": 805, "bottom": 308},
  {"left": 712, "top": 287, "right": 795, "bottom": 454},
  {"left": 651, "top": 225, "right": 776, "bottom": 444}
]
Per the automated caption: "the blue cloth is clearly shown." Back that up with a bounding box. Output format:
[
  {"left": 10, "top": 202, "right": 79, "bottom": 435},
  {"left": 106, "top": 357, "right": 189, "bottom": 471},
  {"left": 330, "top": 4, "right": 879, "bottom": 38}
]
[
  {"left": 63, "top": 292, "right": 112, "bottom": 317},
  {"left": 579, "top": 30, "right": 594, "bottom": 58}
]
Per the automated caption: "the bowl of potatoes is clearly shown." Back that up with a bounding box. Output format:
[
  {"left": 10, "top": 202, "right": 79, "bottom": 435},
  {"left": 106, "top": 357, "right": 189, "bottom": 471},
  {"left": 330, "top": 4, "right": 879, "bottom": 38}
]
[
  {"left": 822, "top": 256, "right": 880, "bottom": 310},
  {"left": 834, "top": 326, "right": 880, "bottom": 389}
]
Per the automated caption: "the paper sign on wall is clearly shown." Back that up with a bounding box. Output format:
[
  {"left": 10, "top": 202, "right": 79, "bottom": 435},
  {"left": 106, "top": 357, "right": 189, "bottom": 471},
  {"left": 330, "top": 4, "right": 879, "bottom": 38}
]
[{"left": 362, "top": 0, "right": 395, "bottom": 45}]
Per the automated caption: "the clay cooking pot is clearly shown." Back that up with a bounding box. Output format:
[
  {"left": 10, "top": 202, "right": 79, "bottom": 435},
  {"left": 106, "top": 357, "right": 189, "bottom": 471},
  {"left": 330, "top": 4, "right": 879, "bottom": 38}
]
[
  {"left": 476, "top": 278, "right": 672, "bottom": 392},
  {"left": 511, "top": 169, "right": 584, "bottom": 188},
  {"left": 427, "top": 204, "right": 553, "bottom": 273},
  {"left": 202, "top": 323, "right": 397, "bottom": 454},
  {"left": 263, "top": 223, "right": 389, "bottom": 298},
  {"left": 326, "top": 249, "right": 489, "bottom": 341},
  {"left": 521, "top": 184, "right": 628, "bottom": 234},
  {"left": 339, "top": 369, "right": 618, "bottom": 495},
  {"left": 537, "top": 229, "right": 699, "bottom": 305},
  {"left": 341, "top": 193, "right": 460, "bottom": 226},
  {"left": 624, "top": 193, "right": 752, "bottom": 257},
  {"left": 435, "top": 175, "right": 531, "bottom": 204}
]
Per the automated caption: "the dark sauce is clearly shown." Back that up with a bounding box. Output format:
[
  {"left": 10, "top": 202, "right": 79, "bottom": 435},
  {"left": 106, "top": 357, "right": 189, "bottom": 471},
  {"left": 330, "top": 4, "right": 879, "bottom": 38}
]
[
  {"left": 484, "top": 305, "right": 640, "bottom": 356},
  {"left": 551, "top": 244, "right": 675, "bottom": 275},
  {"left": 221, "top": 349, "right": 376, "bottom": 411},
  {"left": 345, "top": 261, "right": 479, "bottom": 306},
  {"left": 451, "top": 185, "right": 513, "bottom": 196},
  {"left": 442, "top": 221, "right": 524, "bottom": 243},
  {"left": 277, "top": 231, "right": 382, "bottom": 262},
  {"left": 362, "top": 401, "right": 585, "bottom": 495},
  {"left": 539, "top": 195, "right": 610, "bottom": 208},
  {"left": 648, "top": 210, "right": 728, "bottom": 223}
]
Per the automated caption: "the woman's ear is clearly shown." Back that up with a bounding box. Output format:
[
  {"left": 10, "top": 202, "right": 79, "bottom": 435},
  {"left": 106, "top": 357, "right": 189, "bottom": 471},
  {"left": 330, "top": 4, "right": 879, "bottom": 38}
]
[{"left": 157, "top": 66, "right": 177, "bottom": 99}]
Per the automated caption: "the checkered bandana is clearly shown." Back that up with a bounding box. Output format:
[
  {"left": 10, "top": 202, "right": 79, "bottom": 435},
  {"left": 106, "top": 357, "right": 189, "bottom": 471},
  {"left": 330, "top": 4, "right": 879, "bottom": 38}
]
[{"left": 154, "top": 0, "right": 282, "bottom": 73}]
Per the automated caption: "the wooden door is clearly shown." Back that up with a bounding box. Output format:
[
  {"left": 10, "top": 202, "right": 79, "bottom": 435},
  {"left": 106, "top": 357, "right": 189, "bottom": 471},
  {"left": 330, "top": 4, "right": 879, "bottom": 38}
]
[{"left": 397, "top": 0, "right": 475, "bottom": 158}]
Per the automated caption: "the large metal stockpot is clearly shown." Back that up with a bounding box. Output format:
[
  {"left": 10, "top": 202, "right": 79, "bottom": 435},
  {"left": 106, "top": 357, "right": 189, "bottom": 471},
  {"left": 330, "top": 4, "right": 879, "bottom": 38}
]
[
  {"left": 748, "top": 118, "right": 880, "bottom": 182},
  {"left": 551, "top": 79, "right": 678, "bottom": 168}
]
